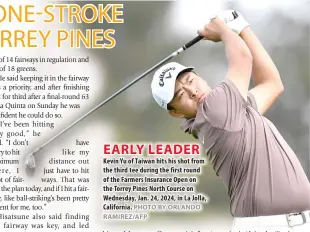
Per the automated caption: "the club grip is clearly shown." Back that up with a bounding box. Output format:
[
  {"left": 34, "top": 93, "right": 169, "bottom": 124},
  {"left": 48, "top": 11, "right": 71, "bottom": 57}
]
[{"left": 183, "top": 35, "right": 203, "bottom": 50}]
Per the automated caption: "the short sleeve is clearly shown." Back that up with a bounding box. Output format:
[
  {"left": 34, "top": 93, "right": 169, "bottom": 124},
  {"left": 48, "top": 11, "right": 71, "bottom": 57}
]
[
  {"left": 199, "top": 79, "right": 247, "bottom": 131},
  {"left": 247, "top": 92, "right": 258, "bottom": 111}
]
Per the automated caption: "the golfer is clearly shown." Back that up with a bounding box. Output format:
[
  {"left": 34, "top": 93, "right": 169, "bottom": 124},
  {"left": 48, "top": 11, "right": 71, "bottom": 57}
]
[{"left": 151, "top": 10, "right": 310, "bottom": 231}]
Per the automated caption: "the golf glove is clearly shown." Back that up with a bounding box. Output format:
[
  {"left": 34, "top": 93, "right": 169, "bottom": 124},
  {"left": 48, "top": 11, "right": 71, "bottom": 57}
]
[{"left": 217, "top": 10, "right": 250, "bottom": 35}]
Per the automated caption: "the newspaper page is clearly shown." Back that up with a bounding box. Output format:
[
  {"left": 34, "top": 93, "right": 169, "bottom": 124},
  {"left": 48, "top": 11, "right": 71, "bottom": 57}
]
[{"left": 0, "top": 1, "right": 309, "bottom": 232}]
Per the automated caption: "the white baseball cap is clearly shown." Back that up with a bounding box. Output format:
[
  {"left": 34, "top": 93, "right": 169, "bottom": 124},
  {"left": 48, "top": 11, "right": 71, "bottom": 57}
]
[{"left": 151, "top": 62, "right": 194, "bottom": 109}]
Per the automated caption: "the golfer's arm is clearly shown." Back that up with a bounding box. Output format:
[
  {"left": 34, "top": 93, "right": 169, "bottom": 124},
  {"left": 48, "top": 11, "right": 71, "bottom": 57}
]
[
  {"left": 240, "top": 27, "right": 284, "bottom": 114},
  {"left": 221, "top": 30, "right": 253, "bottom": 100}
]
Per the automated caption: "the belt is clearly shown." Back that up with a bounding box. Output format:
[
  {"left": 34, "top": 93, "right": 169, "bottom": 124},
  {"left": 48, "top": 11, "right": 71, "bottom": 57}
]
[
  {"left": 286, "top": 211, "right": 310, "bottom": 227},
  {"left": 234, "top": 210, "right": 310, "bottom": 228}
]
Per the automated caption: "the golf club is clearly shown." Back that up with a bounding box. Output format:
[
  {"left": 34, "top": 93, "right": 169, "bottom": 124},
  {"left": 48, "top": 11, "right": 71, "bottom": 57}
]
[{"left": 25, "top": 35, "right": 204, "bottom": 170}]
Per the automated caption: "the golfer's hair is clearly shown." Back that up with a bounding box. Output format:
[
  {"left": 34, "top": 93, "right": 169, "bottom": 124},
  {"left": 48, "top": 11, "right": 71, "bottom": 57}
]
[{"left": 167, "top": 104, "right": 174, "bottom": 110}]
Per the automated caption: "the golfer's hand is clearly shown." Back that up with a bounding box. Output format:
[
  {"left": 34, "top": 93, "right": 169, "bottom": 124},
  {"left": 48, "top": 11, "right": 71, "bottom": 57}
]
[
  {"left": 198, "top": 17, "right": 230, "bottom": 42},
  {"left": 217, "top": 10, "right": 250, "bottom": 35}
]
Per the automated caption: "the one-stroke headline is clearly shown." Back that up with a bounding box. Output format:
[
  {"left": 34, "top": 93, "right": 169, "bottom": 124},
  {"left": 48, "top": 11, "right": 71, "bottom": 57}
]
[{"left": 0, "top": 4, "right": 124, "bottom": 48}]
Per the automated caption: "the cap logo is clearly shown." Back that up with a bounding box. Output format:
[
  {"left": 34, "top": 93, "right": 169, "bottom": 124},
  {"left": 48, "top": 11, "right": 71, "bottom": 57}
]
[
  {"left": 159, "top": 66, "right": 176, "bottom": 87},
  {"left": 161, "top": 100, "right": 165, "bottom": 107}
]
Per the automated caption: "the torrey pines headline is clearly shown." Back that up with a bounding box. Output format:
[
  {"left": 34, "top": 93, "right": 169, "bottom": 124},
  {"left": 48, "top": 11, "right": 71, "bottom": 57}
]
[{"left": 0, "top": 4, "right": 123, "bottom": 48}]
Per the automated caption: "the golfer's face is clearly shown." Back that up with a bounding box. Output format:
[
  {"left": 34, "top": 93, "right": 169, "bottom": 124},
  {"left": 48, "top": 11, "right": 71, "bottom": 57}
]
[{"left": 169, "top": 72, "right": 210, "bottom": 118}]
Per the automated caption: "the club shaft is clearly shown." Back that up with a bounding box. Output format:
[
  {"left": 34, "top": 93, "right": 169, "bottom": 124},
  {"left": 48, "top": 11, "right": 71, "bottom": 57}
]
[{"left": 33, "top": 36, "right": 203, "bottom": 152}]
